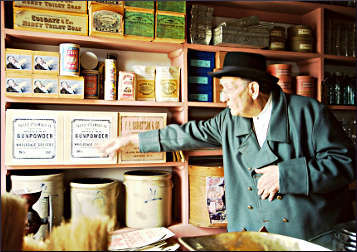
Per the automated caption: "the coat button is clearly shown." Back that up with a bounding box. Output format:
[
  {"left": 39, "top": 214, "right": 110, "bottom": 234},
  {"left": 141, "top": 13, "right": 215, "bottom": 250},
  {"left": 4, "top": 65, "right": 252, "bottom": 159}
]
[
  {"left": 248, "top": 205, "right": 253, "bottom": 210},
  {"left": 277, "top": 195, "right": 283, "bottom": 200},
  {"left": 248, "top": 167, "right": 252, "bottom": 171},
  {"left": 282, "top": 218, "right": 288, "bottom": 223},
  {"left": 248, "top": 186, "right": 253, "bottom": 191}
]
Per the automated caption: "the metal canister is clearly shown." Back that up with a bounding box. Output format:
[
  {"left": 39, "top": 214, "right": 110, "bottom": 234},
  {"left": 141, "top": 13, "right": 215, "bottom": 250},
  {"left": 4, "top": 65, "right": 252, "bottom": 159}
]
[
  {"left": 104, "top": 59, "right": 116, "bottom": 100},
  {"left": 59, "top": 43, "right": 80, "bottom": 76},
  {"left": 287, "top": 25, "right": 313, "bottom": 52},
  {"left": 82, "top": 70, "right": 100, "bottom": 99}
]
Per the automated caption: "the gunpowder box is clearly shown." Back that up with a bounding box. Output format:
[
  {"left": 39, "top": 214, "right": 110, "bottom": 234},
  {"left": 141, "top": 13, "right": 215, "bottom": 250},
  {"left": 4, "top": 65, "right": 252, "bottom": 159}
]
[
  {"left": 124, "top": 1, "right": 154, "bottom": 10},
  {"left": 13, "top": 7, "right": 88, "bottom": 36},
  {"left": 154, "top": 11, "right": 185, "bottom": 43},
  {"left": 89, "top": 3, "right": 124, "bottom": 38},
  {"left": 156, "top": 1, "right": 186, "bottom": 14},
  {"left": 13, "top": 1, "right": 88, "bottom": 13},
  {"left": 58, "top": 76, "right": 84, "bottom": 99},
  {"left": 5, "top": 109, "right": 64, "bottom": 165},
  {"left": 124, "top": 7, "right": 154, "bottom": 41},
  {"left": 118, "top": 112, "right": 167, "bottom": 164},
  {"left": 63, "top": 111, "right": 118, "bottom": 164},
  {"left": 5, "top": 72, "right": 33, "bottom": 97},
  {"left": 5, "top": 48, "right": 32, "bottom": 73},
  {"left": 32, "top": 74, "right": 58, "bottom": 97},
  {"left": 32, "top": 51, "right": 59, "bottom": 74}
]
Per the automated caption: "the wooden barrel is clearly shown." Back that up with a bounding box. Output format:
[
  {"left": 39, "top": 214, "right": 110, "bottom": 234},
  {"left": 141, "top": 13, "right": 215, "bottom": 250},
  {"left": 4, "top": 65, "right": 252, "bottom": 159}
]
[{"left": 189, "top": 164, "right": 227, "bottom": 228}]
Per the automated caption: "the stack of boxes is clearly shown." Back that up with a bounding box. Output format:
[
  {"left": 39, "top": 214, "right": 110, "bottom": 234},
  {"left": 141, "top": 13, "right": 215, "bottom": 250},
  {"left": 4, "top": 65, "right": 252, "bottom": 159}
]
[
  {"left": 188, "top": 50, "right": 215, "bottom": 102},
  {"left": 13, "top": 1, "right": 88, "bottom": 36}
]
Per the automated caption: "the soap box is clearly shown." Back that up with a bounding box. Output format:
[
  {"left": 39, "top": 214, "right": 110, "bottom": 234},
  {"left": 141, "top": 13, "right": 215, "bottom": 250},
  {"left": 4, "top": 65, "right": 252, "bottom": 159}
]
[
  {"left": 13, "top": 1, "right": 88, "bottom": 13},
  {"left": 58, "top": 76, "right": 84, "bottom": 99},
  {"left": 154, "top": 11, "right": 185, "bottom": 43},
  {"left": 5, "top": 72, "right": 33, "bottom": 97},
  {"left": 32, "top": 74, "right": 58, "bottom": 97},
  {"left": 32, "top": 51, "right": 59, "bottom": 74},
  {"left": 5, "top": 48, "right": 32, "bottom": 73},
  {"left": 5, "top": 109, "right": 64, "bottom": 165},
  {"left": 118, "top": 112, "right": 167, "bottom": 163},
  {"left": 124, "top": 7, "right": 154, "bottom": 41},
  {"left": 63, "top": 111, "right": 118, "bottom": 164}
]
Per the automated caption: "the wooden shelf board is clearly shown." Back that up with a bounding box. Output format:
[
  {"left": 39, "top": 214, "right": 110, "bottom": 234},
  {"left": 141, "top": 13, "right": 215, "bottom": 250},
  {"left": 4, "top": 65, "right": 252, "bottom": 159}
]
[
  {"left": 185, "top": 43, "right": 320, "bottom": 61},
  {"left": 186, "top": 149, "right": 222, "bottom": 157},
  {"left": 327, "top": 105, "right": 356, "bottom": 110},
  {"left": 5, "top": 29, "right": 183, "bottom": 53},
  {"left": 4, "top": 97, "right": 184, "bottom": 108},
  {"left": 324, "top": 54, "right": 356, "bottom": 63},
  {"left": 188, "top": 102, "right": 227, "bottom": 108},
  {"left": 6, "top": 162, "right": 185, "bottom": 170}
]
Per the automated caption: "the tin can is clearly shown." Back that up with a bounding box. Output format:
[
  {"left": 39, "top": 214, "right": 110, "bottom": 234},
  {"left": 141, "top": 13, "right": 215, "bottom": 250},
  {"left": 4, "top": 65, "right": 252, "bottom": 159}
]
[
  {"left": 104, "top": 59, "right": 117, "bottom": 100},
  {"left": 296, "top": 75, "right": 315, "bottom": 98},
  {"left": 267, "top": 64, "right": 291, "bottom": 77},
  {"left": 59, "top": 43, "right": 80, "bottom": 76},
  {"left": 82, "top": 70, "right": 99, "bottom": 99}
]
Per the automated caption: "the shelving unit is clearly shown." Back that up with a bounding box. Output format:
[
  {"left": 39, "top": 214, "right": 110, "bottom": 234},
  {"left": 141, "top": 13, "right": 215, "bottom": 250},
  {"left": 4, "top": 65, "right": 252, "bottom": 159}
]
[{"left": 1, "top": 1, "right": 355, "bottom": 237}]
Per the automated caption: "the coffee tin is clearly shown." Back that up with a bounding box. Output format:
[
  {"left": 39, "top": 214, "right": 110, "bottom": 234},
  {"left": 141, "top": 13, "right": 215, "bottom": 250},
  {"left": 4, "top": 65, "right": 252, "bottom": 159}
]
[
  {"left": 82, "top": 70, "right": 100, "bottom": 99},
  {"left": 59, "top": 43, "right": 80, "bottom": 76}
]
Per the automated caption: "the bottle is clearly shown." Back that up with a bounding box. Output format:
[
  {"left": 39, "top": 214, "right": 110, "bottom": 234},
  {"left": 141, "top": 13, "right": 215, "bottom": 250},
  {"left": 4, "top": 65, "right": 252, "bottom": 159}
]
[
  {"left": 322, "top": 72, "right": 330, "bottom": 104},
  {"left": 342, "top": 74, "right": 349, "bottom": 105},
  {"left": 327, "top": 72, "right": 336, "bottom": 105},
  {"left": 334, "top": 72, "right": 342, "bottom": 105}
]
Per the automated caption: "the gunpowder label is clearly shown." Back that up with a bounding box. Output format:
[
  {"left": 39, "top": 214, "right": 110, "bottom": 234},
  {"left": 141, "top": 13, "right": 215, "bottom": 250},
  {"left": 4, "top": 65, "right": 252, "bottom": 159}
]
[
  {"left": 13, "top": 118, "right": 57, "bottom": 159},
  {"left": 124, "top": 9, "right": 154, "bottom": 37}
]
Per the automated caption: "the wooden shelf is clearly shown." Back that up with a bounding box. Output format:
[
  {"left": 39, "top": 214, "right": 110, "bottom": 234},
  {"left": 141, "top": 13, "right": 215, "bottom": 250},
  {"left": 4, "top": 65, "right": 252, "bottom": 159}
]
[
  {"left": 186, "top": 149, "right": 222, "bottom": 157},
  {"left": 324, "top": 54, "right": 356, "bottom": 63},
  {"left": 185, "top": 43, "right": 321, "bottom": 61},
  {"left": 6, "top": 162, "right": 186, "bottom": 170},
  {"left": 327, "top": 105, "right": 356, "bottom": 110},
  {"left": 5, "top": 28, "right": 183, "bottom": 53},
  {"left": 4, "top": 97, "right": 184, "bottom": 108},
  {"left": 188, "top": 102, "right": 227, "bottom": 108}
]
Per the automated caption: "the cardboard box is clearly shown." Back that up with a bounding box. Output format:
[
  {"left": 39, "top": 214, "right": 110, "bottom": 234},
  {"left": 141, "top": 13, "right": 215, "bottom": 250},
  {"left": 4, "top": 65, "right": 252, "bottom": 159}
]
[
  {"left": 154, "top": 11, "right": 185, "bottom": 43},
  {"left": 5, "top": 72, "right": 33, "bottom": 97},
  {"left": 63, "top": 111, "right": 118, "bottom": 164},
  {"left": 32, "top": 74, "right": 58, "bottom": 97},
  {"left": 89, "top": 3, "right": 124, "bottom": 38},
  {"left": 124, "top": 1, "right": 154, "bottom": 10},
  {"left": 32, "top": 51, "right": 59, "bottom": 74},
  {"left": 58, "top": 76, "right": 84, "bottom": 99},
  {"left": 13, "top": 7, "right": 88, "bottom": 36},
  {"left": 118, "top": 112, "right": 167, "bottom": 163},
  {"left": 156, "top": 1, "right": 186, "bottom": 14},
  {"left": 14, "top": 1, "right": 88, "bottom": 13},
  {"left": 5, "top": 109, "right": 64, "bottom": 165},
  {"left": 5, "top": 48, "right": 32, "bottom": 73},
  {"left": 124, "top": 7, "right": 154, "bottom": 41}
]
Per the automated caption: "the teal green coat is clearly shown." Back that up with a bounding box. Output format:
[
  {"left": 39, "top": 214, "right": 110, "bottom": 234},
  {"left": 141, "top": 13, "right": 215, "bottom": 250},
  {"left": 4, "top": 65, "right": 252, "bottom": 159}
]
[{"left": 139, "top": 86, "right": 355, "bottom": 240}]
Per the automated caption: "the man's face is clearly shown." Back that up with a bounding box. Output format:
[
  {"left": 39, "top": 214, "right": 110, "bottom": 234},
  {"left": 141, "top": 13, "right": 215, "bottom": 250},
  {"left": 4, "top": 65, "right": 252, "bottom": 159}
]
[{"left": 220, "top": 76, "right": 252, "bottom": 117}]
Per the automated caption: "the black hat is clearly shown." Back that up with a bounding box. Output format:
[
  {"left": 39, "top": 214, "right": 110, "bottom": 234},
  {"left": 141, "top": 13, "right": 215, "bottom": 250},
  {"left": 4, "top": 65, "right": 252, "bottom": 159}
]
[{"left": 208, "top": 52, "right": 279, "bottom": 84}]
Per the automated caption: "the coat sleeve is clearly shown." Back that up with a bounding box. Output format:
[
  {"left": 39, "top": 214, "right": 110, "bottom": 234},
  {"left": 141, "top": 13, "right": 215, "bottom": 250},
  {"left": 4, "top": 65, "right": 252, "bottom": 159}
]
[
  {"left": 279, "top": 106, "right": 356, "bottom": 195},
  {"left": 138, "top": 109, "right": 228, "bottom": 153}
]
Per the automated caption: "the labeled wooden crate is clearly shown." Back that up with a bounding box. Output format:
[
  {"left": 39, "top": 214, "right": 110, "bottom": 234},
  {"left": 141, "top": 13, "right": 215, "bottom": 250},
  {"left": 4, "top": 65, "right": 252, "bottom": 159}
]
[
  {"left": 89, "top": 2, "right": 124, "bottom": 38},
  {"left": 5, "top": 48, "right": 32, "bottom": 73},
  {"left": 154, "top": 11, "right": 185, "bottom": 43},
  {"left": 5, "top": 72, "right": 32, "bottom": 97},
  {"left": 63, "top": 111, "right": 118, "bottom": 164},
  {"left": 32, "top": 74, "right": 58, "bottom": 97},
  {"left": 118, "top": 112, "right": 167, "bottom": 164},
  {"left": 14, "top": 1, "right": 88, "bottom": 13},
  {"left": 13, "top": 7, "right": 88, "bottom": 36},
  {"left": 5, "top": 109, "right": 64, "bottom": 165},
  {"left": 32, "top": 51, "right": 59, "bottom": 74},
  {"left": 58, "top": 76, "right": 84, "bottom": 99},
  {"left": 124, "top": 7, "right": 154, "bottom": 41},
  {"left": 189, "top": 164, "right": 227, "bottom": 228}
]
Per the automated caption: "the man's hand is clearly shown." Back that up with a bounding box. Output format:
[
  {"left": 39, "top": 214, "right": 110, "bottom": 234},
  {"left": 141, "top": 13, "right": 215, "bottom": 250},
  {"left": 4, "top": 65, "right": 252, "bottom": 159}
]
[
  {"left": 255, "top": 165, "right": 279, "bottom": 201},
  {"left": 96, "top": 134, "right": 139, "bottom": 159}
]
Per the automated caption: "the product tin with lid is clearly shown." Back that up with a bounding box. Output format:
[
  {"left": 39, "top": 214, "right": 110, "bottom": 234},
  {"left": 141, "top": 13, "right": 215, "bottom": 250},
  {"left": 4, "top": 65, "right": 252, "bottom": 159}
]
[{"left": 82, "top": 70, "right": 100, "bottom": 99}]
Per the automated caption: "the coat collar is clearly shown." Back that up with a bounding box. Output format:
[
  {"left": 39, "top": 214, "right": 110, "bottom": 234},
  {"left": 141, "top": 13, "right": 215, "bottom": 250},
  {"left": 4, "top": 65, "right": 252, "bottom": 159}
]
[{"left": 234, "top": 86, "right": 289, "bottom": 143}]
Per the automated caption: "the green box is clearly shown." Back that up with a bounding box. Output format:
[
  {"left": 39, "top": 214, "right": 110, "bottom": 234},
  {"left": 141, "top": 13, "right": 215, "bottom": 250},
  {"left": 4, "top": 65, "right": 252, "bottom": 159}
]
[
  {"left": 156, "top": 13, "right": 185, "bottom": 40},
  {"left": 124, "top": 1, "right": 154, "bottom": 9},
  {"left": 124, "top": 9, "right": 154, "bottom": 37},
  {"left": 157, "top": 1, "right": 186, "bottom": 13}
]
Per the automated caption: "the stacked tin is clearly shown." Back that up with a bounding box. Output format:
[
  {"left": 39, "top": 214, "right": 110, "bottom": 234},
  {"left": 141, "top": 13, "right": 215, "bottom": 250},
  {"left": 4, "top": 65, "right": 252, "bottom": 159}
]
[
  {"left": 269, "top": 26, "right": 286, "bottom": 51},
  {"left": 288, "top": 25, "right": 313, "bottom": 53},
  {"left": 267, "top": 64, "right": 293, "bottom": 94},
  {"left": 189, "top": 4, "right": 214, "bottom": 45},
  {"left": 296, "top": 75, "right": 315, "bottom": 98}
]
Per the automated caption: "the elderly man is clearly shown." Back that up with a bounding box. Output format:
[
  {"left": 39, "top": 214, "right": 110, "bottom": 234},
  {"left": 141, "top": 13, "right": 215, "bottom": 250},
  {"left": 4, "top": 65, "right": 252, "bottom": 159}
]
[{"left": 99, "top": 52, "right": 355, "bottom": 241}]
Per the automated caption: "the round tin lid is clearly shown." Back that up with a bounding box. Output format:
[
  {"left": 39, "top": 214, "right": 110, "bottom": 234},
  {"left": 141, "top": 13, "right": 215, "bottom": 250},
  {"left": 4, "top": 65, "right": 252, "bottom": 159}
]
[{"left": 80, "top": 51, "right": 98, "bottom": 70}]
